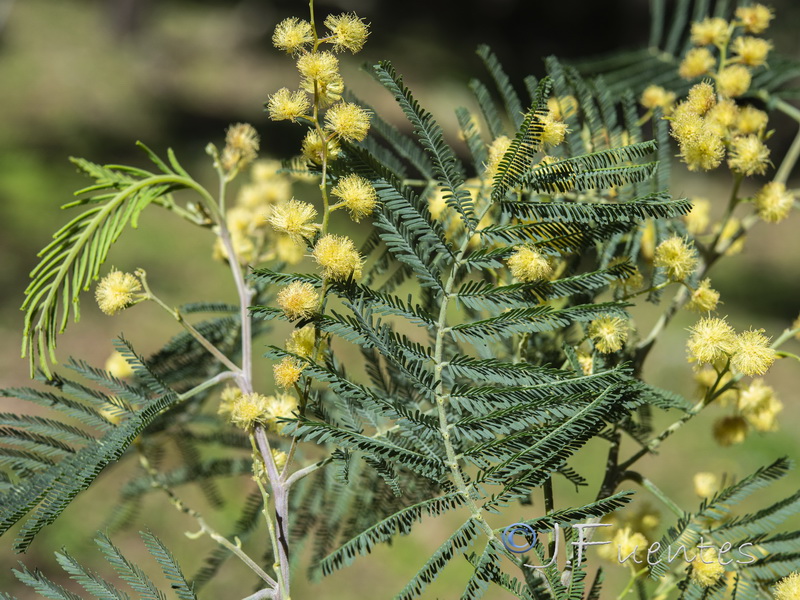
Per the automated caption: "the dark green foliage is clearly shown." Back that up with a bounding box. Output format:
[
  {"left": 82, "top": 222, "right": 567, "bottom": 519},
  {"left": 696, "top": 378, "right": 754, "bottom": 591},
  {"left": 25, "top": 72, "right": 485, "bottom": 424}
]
[
  {"left": 654, "top": 458, "right": 800, "bottom": 598},
  {"left": 10, "top": 531, "right": 195, "bottom": 600},
  {"left": 20, "top": 144, "right": 205, "bottom": 378},
  {"left": 0, "top": 350, "right": 181, "bottom": 553},
  {"left": 572, "top": 0, "right": 800, "bottom": 101}
]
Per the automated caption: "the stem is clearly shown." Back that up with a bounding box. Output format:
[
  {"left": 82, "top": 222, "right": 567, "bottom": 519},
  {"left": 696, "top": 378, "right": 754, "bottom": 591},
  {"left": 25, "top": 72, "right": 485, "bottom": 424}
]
[
  {"left": 214, "top": 206, "right": 255, "bottom": 393},
  {"left": 616, "top": 565, "right": 648, "bottom": 600},
  {"left": 432, "top": 202, "right": 497, "bottom": 540},
  {"left": 137, "top": 450, "right": 276, "bottom": 589},
  {"left": 285, "top": 457, "right": 332, "bottom": 487},
  {"left": 710, "top": 174, "right": 743, "bottom": 255},
  {"left": 775, "top": 119, "right": 800, "bottom": 185},
  {"left": 177, "top": 371, "right": 237, "bottom": 402},
  {"left": 626, "top": 472, "right": 684, "bottom": 518},
  {"left": 255, "top": 427, "right": 291, "bottom": 598},
  {"left": 138, "top": 269, "right": 242, "bottom": 374}
]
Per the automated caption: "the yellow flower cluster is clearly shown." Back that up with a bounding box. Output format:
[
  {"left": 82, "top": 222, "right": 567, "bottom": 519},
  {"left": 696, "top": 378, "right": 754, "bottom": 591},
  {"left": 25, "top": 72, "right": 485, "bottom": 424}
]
[
  {"left": 640, "top": 85, "right": 677, "bottom": 113},
  {"left": 670, "top": 81, "right": 772, "bottom": 174},
  {"left": 588, "top": 315, "right": 629, "bottom": 354},
  {"left": 273, "top": 357, "right": 304, "bottom": 388},
  {"left": 220, "top": 123, "right": 260, "bottom": 175},
  {"left": 693, "top": 472, "right": 720, "bottom": 498},
  {"left": 596, "top": 505, "right": 660, "bottom": 563},
  {"left": 686, "top": 317, "right": 776, "bottom": 375},
  {"left": 754, "top": 181, "right": 795, "bottom": 223},
  {"left": 507, "top": 246, "right": 552, "bottom": 282},
  {"left": 222, "top": 387, "right": 299, "bottom": 433},
  {"left": 312, "top": 234, "right": 363, "bottom": 281},
  {"left": 331, "top": 173, "right": 379, "bottom": 222},
  {"left": 104, "top": 351, "right": 134, "bottom": 379},
  {"left": 773, "top": 572, "right": 800, "bottom": 600},
  {"left": 95, "top": 270, "right": 143, "bottom": 316},
  {"left": 268, "top": 199, "right": 319, "bottom": 243},
  {"left": 268, "top": 11, "right": 371, "bottom": 165},
  {"left": 738, "top": 378, "right": 783, "bottom": 432},
  {"left": 213, "top": 160, "right": 302, "bottom": 266},
  {"left": 713, "top": 415, "right": 749, "bottom": 446},
  {"left": 683, "top": 198, "right": 711, "bottom": 234},
  {"left": 686, "top": 278, "right": 720, "bottom": 313},
  {"left": 286, "top": 324, "right": 319, "bottom": 358},
  {"left": 654, "top": 236, "right": 698, "bottom": 281},
  {"left": 277, "top": 281, "right": 319, "bottom": 320},
  {"left": 670, "top": 8, "right": 775, "bottom": 177},
  {"left": 691, "top": 547, "right": 726, "bottom": 587}
]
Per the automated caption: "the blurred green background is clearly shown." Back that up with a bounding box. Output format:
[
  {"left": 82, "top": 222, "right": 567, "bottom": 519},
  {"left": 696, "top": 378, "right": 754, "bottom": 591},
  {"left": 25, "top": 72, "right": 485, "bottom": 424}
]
[{"left": 1, "top": 0, "right": 800, "bottom": 597}]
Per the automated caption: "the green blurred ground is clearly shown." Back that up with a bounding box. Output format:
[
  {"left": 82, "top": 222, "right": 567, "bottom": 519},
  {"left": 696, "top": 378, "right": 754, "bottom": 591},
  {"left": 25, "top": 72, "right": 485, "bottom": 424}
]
[{"left": 1, "top": 1, "right": 799, "bottom": 598}]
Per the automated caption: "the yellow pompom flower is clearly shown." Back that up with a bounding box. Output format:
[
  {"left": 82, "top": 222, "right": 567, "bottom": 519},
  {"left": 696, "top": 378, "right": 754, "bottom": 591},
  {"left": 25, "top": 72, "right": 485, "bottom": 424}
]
[
  {"left": 728, "top": 135, "right": 771, "bottom": 176},
  {"left": 693, "top": 472, "right": 720, "bottom": 498},
  {"left": 686, "top": 82, "right": 717, "bottom": 115},
  {"left": 105, "top": 351, "right": 134, "bottom": 379},
  {"left": 277, "top": 281, "right": 319, "bottom": 320},
  {"left": 736, "top": 105, "right": 769, "bottom": 135},
  {"left": 691, "top": 547, "right": 725, "bottom": 587},
  {"left": 686, "top": 317, "right": 736, "bottom": 364},
  {"left": 217, "top": 385, "right": 242, "bottom": 419},
  {"left": 732, "top": 36, "right": 772, "bottom": 67},
  {"left": 680, "top": 130, "right": 726, "bottom": 172},
  {"left": 612, "top": 527, "right": 648, "bottom": 561},
  {"left": 312, "top": 234, "right": 363, "bottom": 281},
  {"left": 540, "top": 114, "right": 568, "bottom": 147},
  {"left": 273, "top": 357, "right": 304, "bottom": 388},
  {"left": 670, "top": 104, "right": 703, "bottom": 140},
  {"left": 484, "top": 135, "right": 512, "bottom": 181},
  {"left": 736, "top": 4, "right": 774, "bottom": 34},
  {"left": 706, "top": 99, "right": 739, "bottom": 135},
  {"left": 640, "top": 85, "right": 677, "bottom": 111},
  {"left": 576, "top": 352, "right": 594, "bottom": 376},
  {"left": 713, "top": 415, "right": 748, "bottom": 446},
  {"left": 264, "top": 393, "right": 299, "bottom": 433},
  {"left": 684, "top": 198, "right": 711, "bottom": 234},
  {"left": 267, "top": 88, "right": 311, "bottom": 122},
  {"left": 268, "top": 199, "right": 319, "bottom": 243},
  {"left": 287, "top": 324, "right": 318, "bottom": 358},
  {"left": 716, "top": 65, "right": 752, "bottom": 98},
  {"left": 300, "top": 73, "right": 344, "bottom": 108},
  {"left": 588, "top": 315, "right": 629, "bottom": 354},
  {"left": 731, "top": 328, "right": 776, "bottom": 376},
  {"left": 230, "top": 392, "right": 271, "bottom": 429},
  {"left": 755, "top": 181, "right": 794, "bottom": 223},
  {"left": 325, "top": 102, "right": 371, "bottom": 142},
  {"left": 654, "top": 236, "right": 698, "bottom": 281},
  {"left": 301, "top": 129, "right": 341, "bottom": 165},
  {"left": 691, "top": 17, "right": 730, "bottom": 46},
  {"left": 679, "top": 47, "right": 717, "bottom": 79},
  {"left": 774, "top": 572, "right": 800, "bottom": 600},
  {"left": 687, "top": 279, "right": 720, "bottom": 313},
  {"left": 738, "top": 378, "right": 778, "bottom": 414},
  {"left": 324, "top": 13, "right": 370, "bottom": 53},
  {"left": 221, "top": 123, "right": 259, "bottom": 173},
  {"left": 272, "top": 17, "right": 313, "bottom": 54},
  {"left": 746, "top": 395, "right": 783, "bottom": 432},
  {"left": 296, "top": 51, "right": 340, "bottom": 85},
  {"left": 95, "top": 270, "right": 142, "bottom": 316},
  {"left": 507, "top": 246, "right": 552, "bottom": 282},
  {"left": 331, "top": 173, "right": 379, "bottom": 222}
]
